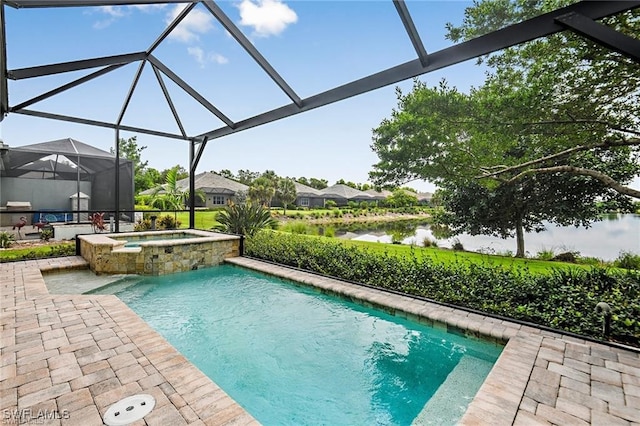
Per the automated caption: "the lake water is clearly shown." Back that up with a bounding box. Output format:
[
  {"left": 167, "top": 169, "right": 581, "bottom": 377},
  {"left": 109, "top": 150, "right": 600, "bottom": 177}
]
[{"left": 336, "top": 214, "right": 640, "bottom": 261}]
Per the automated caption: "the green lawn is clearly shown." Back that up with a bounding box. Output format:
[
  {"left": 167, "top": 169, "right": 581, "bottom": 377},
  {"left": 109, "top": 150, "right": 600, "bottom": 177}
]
[
  {"left": 0, "top": 243, "right": 75, "bottom": 262},
  {"left": 342, "top": 239, "right": 593, "bottom": 275},
  {"left": 149, "top": 211, "right": 220, "bottom": 230}
]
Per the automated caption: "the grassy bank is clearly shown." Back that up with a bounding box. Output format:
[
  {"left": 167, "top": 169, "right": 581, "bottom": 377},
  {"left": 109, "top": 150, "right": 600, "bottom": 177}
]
[
  {"left": 136, "top": 210, "right": 219, "bottom": 230},
  {"left": 344, "top": 240, "right": 592, "bottom": 275}
]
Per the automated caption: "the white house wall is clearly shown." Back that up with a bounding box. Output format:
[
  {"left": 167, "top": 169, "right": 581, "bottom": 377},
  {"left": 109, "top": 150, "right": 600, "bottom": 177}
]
[{"left": 1, "top": 177, "right": 92, "bottom": 210}]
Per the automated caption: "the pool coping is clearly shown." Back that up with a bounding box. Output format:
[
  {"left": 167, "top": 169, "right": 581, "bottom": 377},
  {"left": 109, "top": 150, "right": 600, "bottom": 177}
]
[{"left": 1, "top": 256, "right": 639, "bottom": 425}]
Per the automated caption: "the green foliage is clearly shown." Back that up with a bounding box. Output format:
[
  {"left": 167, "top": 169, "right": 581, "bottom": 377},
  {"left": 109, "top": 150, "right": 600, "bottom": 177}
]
[
  {"left": 325, "top": 200, "right": 337, "bottom": 209},
  {"left": 134, "top": 218, "right": 152, "bottom": 231},
  {"left": 149, "top": 167, "right": 182, "bottom": 210},
  {"left": 614, "top": 252, "right": 640, "bottom": 271},
  {"left": 156, "top": 215, "right": 181, "bottom": 230},
  {"left": 536, "top": 249, "right": 556, "bottom": 261},
  {"left": 451, "top": 239, "right": 464, "bottom": 251},
  {"left": 297, "top": 177, "right": 329, "bottom": 190},
  {"left": 370, "top": 2, "right": 640, "bottom": 252},
  {"left": 280, "top": 221, "right": 313, "bottom": 235},
  {"left": 135, "top": 195, "right": 152, "bottom": 206},
  {"left": 112, "top": 136, "right": 152, "bottom": 194},
  {"left": 275, "top": 178, "right": 297, "bottom": 214},
  {"left": 40, "top": 229, "right": 53, "bottom": 242},
  {"left": 0, "top": 231, "right": 15, "bottom": 248},
  {"left": 236, "top": 169, "right": 260, "bottom": 185},
  {"left": 0, "top": 243, "right": 75, "bottom": 263},
  {"left": 248, "top": 176, "right": 276, "bottom": 207},
  {"left": 147, "top": 167, "right": 205, "bottom": 210},
  {"left": 422, "top": 237, "right": 437, "bottom": 248},
  {"left": 214, "top": 202, "right": 278, "bottom": 236},
  {"left": 384, "top": 189, "right": 418, "bottom": 208},
  {"left": 246, "top": 231, "right": 640, "bottom": 345},
  {"left": 436, "top": 177, "right": 609, "bottom": 257}
]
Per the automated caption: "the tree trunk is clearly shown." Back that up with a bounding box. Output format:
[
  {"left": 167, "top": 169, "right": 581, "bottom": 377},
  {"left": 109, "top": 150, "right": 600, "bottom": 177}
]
[{"left": 515, "top": 215, "right": 525, "bottom": 258}]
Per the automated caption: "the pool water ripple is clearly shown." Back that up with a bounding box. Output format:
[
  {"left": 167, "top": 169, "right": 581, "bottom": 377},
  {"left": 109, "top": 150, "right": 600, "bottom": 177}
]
[{"left": 95, "top": 265, "right": 502, "bottom": 425}]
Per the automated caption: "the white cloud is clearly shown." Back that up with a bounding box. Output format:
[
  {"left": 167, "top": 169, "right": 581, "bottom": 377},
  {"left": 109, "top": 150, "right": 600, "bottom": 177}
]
[
  {"left": 130, "top": 4, "right": 167, "bottom": 12},
  {"left": 93, "top": 18, "right": 114, "bottom": 30},
  {"left": 98, "top": 6, "right": 126, "bottom": 17},
  {"left": 92, "top": 5, "right": 164, "bottom": 29},
  {"left": 237, "top": 0, "right": 297, "bottom": 37},
  {"left": 167, "top": 4, "right": 214, "bottom": 43},
  {"left": 187, "top": 47, "right": 229, "bottom": 67},
  {"left": 210, "top": 53, "right": 229, "bottom": 65},
  {"left": 187, "top": 46, "right": 205, "bottom": 66}
]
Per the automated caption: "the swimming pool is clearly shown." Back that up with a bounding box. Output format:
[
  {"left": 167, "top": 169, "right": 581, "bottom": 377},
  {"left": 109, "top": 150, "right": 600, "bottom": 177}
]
[
  {"left": 93, "top": 265, "right": 503, "bottom": 425},
  {"left": 112, "top": 231, "right": 200, "bottom": 247}
]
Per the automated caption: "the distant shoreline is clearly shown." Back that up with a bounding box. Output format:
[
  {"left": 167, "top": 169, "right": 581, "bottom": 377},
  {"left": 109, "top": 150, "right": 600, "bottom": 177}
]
[{"left": 277, "top": 212, "right": 430, "bottom": 225}]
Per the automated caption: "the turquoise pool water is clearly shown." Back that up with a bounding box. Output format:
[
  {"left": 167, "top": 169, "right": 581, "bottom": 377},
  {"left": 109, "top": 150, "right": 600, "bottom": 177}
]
[
  {"left": 94, "top": 265, "right": 503, "bottom": 425},
  {"left": 113, "top": 232, "right": 199, "bottom": 247}
]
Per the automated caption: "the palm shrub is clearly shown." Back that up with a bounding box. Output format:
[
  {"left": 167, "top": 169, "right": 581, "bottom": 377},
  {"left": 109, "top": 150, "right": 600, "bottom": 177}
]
[
  {"left": 214, "top": 201, "right": 277, "bottom": 236},
  {"left": 157, "top": 215, "right": 180, "bottom": 229},
  {"left": 134, "top": 218, "right": 152, "bottom": 231},
  {"left": 275, "top": 178, "right": 297, "bottom": 214},
  {"left": 149, "top": 167, "right": 205, "bottom": 211}
]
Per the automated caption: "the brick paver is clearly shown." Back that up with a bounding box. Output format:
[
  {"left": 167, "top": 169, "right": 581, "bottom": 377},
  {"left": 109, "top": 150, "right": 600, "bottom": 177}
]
[
  {"left": 3, "top": 255, "right": 639, "bottom": 425},
  {"left": 1, "top": 257, "right": 256, "bottom": 425}
]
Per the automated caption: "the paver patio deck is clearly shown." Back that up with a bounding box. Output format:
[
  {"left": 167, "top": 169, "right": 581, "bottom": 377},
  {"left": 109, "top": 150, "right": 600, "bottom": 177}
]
[
  {"left": 1, "top": 257, "right": 256, "bottom": 425},
  {"left": 1, "top": 255, "right": 639, "bottom": 425}
]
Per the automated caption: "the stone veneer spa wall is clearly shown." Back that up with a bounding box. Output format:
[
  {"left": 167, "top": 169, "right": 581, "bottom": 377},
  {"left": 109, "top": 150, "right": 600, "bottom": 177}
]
[{"left": 79, "top": 230, "right": 240, "bottom": 275}]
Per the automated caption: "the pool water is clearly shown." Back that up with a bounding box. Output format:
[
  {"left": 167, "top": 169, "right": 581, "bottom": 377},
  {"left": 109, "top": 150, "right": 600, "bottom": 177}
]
[
  {"left": 44, "top": 269, "right": 142, "bottom": 294},
  {"left": 113, "top": 232, "right": 199, "bottom": 247},
  {"left": 93, "top": 265, "right": 503, "bottom": 425}
]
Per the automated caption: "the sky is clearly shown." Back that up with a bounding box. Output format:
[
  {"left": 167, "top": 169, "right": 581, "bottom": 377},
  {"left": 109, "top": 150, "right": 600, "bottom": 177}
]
[{"left": 1, "top": 1, "right": 637, "bottom": 193}]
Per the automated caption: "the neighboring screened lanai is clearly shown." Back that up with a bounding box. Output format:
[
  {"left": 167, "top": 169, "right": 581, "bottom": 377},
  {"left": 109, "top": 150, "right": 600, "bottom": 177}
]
[
  {"left": 0, "top": 138, "right": 134, "bottom": 213},
  {"left": 0, "top": 1, "right": 638, "bottom": 230}
]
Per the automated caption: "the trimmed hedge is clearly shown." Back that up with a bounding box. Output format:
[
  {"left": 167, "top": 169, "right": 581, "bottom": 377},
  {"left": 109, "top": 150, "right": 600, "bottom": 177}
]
[{"left": 246, "top": 231, "right": 640, "bottom": 346}]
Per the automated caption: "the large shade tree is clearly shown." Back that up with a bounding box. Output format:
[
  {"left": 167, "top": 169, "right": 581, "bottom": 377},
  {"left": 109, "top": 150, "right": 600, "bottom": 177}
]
[{"left": 370, "top": 0, "right": 639, "bottom": 257}]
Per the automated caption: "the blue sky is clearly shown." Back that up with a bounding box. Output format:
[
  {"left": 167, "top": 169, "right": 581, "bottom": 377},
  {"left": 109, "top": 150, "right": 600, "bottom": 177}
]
[{"left": 3, "top": 1, "right": 613, "bottom": 193}]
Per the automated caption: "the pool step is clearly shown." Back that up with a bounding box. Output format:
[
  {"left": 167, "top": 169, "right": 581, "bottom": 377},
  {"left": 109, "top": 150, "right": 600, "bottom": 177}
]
[{"left": 412, "top": 355, "right": 495, "bottom": 425}]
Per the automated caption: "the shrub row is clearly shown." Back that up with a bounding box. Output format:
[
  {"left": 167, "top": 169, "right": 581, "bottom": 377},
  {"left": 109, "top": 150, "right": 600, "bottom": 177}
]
[{"left": 246, "top": 231, "right": 640, "bottom": 346}]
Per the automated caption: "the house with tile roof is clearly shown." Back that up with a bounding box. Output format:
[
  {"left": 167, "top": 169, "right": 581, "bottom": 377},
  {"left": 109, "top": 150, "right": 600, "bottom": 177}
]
[
  {"left": 141, "top": 171, "right": 248, "bottom": 208},
  {"left": 319, "top": 184, "right": 374, "bottom": 206},
  {"left": 292, "top": 181, "right": 325, "bottom": 208}
]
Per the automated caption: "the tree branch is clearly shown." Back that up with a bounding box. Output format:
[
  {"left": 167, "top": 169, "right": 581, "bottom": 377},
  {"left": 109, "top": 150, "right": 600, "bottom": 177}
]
[
  {"left": 508, "top": 166, "right": 640, "bottom": 199},
  {"left": 517, "top": 120, "right": 640, "bottom": 137},
  {"left": 478, "top": 138, "right": 640, "bottom": 179}
]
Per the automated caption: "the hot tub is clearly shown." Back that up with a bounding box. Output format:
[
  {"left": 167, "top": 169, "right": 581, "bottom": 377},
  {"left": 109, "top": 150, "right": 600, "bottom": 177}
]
[{"left": 79, "top": 229, "right": 241, "bottom": 275}]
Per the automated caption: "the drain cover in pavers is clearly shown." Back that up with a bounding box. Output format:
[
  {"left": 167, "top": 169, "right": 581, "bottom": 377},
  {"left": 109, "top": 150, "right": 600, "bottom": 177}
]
[{"left": 103, "top": 394, "right": 155, "bottom": 426}]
